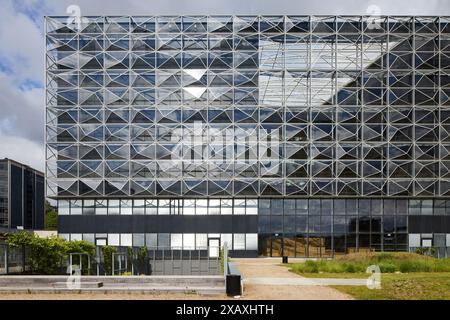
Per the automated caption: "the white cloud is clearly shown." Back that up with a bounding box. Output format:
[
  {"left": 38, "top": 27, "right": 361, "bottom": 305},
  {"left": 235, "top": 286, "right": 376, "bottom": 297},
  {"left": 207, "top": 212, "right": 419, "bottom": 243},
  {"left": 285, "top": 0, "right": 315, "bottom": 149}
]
[
  {"left": 43, "top": 0, "right": 450, "bottom": 15},
  {"left": 0, "top": 135, "right": 44, "bottom": 172},
  {"left": 0, "top": 1, "right": 44, "bottom": 171},
  {"left": 0, "top": 73, "right": 44, "bottom": 145},
  {"left": 0, "top": 0, "right": 45, "bottom": 84}
]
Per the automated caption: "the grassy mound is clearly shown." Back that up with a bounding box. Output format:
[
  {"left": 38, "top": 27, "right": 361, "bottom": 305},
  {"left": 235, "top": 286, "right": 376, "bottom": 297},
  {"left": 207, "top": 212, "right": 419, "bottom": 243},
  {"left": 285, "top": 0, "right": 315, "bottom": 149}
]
[{"left": 289, "top": 252, "right": 450, "bottom": 274}]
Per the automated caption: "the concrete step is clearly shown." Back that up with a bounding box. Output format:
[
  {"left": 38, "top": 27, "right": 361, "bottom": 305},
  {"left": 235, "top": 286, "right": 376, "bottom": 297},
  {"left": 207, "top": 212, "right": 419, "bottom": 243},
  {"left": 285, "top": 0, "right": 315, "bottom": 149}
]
[
  {"left": 0, "top": 286, "right": 225, "bottom": 295},
  {"left": 0, "top": 276, "right": 224, "bottom": 286},
  {"left": 0, "top": 276, "right": 225, "bottom": 295},
  {"left": 53, "top": 281, "right": 103, "bottom": 288}
]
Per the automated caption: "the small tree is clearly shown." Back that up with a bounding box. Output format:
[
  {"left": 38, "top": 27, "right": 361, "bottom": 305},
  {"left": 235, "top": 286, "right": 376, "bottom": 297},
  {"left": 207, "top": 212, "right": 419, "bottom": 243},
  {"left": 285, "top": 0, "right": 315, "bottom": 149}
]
[
  {"left": 137, "top": 246, "right": 148, "bottom": 275},
  {"left": 101, "top": 245, "right": 117, "bottom": 275},
  {"left": 44, "top": 200, "right": 58, "bottom": 230},
  {"left": 7, "top": 232, "right": 94, "bottom": 275},
  {"left": 220, "top": 246, "right": 225, "bottom": 274},
  {"left": 127, "top": 246, "right": 134, "bottom": 273}
]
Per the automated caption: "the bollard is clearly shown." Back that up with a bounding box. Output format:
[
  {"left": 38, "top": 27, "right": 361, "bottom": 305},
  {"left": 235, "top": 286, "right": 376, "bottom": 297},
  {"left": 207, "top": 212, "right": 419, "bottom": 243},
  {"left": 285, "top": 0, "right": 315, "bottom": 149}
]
[
  {"left": 226, "top": 274, "right": 241, "bottom": 296},
  {"left": 282, "top": 256, "right": 288, "bottom": 264}
]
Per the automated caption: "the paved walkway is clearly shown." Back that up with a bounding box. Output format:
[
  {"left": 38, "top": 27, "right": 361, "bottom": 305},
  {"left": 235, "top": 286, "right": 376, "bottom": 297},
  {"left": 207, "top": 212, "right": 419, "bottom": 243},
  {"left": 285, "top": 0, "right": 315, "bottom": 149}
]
[
  {"left": 233, "top": 258, "right": 355, "bottom": 300},
  {"left": 245, "top": 277, "right": 367, "bottom": 286}
]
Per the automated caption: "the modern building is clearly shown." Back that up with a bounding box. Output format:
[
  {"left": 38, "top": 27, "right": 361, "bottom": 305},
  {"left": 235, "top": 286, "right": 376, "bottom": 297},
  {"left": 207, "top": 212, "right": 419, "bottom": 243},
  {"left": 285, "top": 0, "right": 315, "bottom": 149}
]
[
  {"left": 46, "top": 15, "right": 450, "bottom": 257},
  {"left": 0, "top": 159, "right": 45, "bottom": 231}
]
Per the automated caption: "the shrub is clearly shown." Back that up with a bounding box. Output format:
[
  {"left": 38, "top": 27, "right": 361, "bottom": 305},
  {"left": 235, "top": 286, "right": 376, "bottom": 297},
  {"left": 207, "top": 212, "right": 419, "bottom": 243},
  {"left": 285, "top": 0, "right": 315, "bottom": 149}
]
[
  {"left": 127, "top": 246, "right": 134, "bottom": 273},
  {"left": 7, "top": 232, "right": 94, "bottom": 275},
  {"left": 433, "top": 258, "right": 450, "bottom": 272},
  {"left": 44, "top": 205, "right": 58, "bottom": 231},
  {"left": 343, "top": 263, "right": 356, "bottom": 273},
  {"left": 415, "top": 247, "right": 437, "bottom": 257},
  {"left": 303, "top": 260, "right": 319, "bottom": 273},
  {"left": 375, "top": 252, "right": 394, "bottom": 262},
  {"left": 137, "top": 246, "right": 148, "bottom": 275},
  {"left": 219, "top": 247, "right": 231, "bottom": 274},
  {"left": 399, "top": 260, "right": 432, "bottom": 273},
  {"left": 378, "top": 262, "right": 397, "bottom": 273},
  {"left": 219, "top": 247, "right": 225, "bottom": 274},
  {"left": 290, "top": 252, "right": 450, "bottom": 275},
  {"left": 102, "top": 245, "right": 117, "bottom": 275},
  {"left": 322, "top": 261, "right": 344, "bottom": 273}
]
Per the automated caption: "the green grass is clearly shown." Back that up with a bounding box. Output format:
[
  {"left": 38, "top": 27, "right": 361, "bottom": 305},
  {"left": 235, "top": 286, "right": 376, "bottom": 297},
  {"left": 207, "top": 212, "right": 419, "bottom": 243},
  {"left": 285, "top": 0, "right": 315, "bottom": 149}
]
[
  {"left": 329, "top": 273, "right": 450, "bottom": 300},
  {"left": 287, "top": 252, "right": 450, "bottom": 274},
  {"left": 286, "top": 252, "right": 450, "bottom": 299}
]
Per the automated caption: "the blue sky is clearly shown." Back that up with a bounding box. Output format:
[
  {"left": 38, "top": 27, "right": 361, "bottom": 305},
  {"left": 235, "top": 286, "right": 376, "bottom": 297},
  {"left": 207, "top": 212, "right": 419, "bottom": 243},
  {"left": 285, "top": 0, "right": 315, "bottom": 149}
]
[{"left": 0, "top": 0, "right": 449, "bottom": 171}]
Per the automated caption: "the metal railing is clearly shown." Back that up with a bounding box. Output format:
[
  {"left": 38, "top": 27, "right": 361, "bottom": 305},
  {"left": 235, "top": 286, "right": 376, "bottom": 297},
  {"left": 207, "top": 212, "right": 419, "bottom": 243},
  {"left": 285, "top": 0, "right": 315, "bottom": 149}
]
[
  {"left": 111, "top": 252, "right": 128, "bottom": 275},
  {"left": 1, "top": 243, "right": 222, "bottom": 276},
  {"left": 0, "top": 243, "right": 29, "bottom": 275},
  {"left": 94, "top": 246, "right": 222, "bottom": 276},
  {"left": 68, "top": 253, "right": 91, "bottom": 275},
  {"left": 144, "top": 246, "right": 221, "bottom": 276}
]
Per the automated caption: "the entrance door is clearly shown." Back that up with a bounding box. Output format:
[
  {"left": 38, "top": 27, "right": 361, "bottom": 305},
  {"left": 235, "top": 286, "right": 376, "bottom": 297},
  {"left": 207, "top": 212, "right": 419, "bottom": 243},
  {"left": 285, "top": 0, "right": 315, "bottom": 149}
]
[
  {"left": 95, "top": 238, "right": 107, "bottom": 246},
  {"left": 208, "top": 238, "right": 220, "bottom": 258},
  {"left": 421, "top": 238, "right": 432, "bottom": 248},
  {"left": 94, "top": 238, "right": 107, "bottom": 275},
  {"left": 271, "top": 237, "right": 283, "bottom": 257}
]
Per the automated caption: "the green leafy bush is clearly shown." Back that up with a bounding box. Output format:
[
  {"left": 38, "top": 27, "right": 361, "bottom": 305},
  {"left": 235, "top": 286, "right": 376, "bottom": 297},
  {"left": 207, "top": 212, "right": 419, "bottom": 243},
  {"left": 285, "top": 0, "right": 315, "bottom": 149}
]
[
  {"left": 378, "top": 262, "right": 397, "bottom": 273},
  {"left": 101, "top": 245, "right": 117, "bottom": 275},
  {"left": 343, "top": 263, "right": 357, "bottom": 273},
  {"left": 127, "top": 246, "right": 134, "bottom": 273},
  {"left": 415, "top": 247, "right": 437, "bottom": 257},
  {"left": 137, "top": 246, "right": 148, "bottom": 275},
  {"left": 289, "top": 252, "right": 450, "bottom": 274},
  {"left": 7, "top": 232, "right": 94, "bottom": 275},
  {"left": 399, "top": 260, "right": 433, "bottom": 273},
  {"left": 219, "top": 247, "right": 225, "bottom": 273},
  {"left": 433, "top": 258, "right": 450, "bottom": 272},
  {"left": 44, "top": 200, "right": 58, "bottom": 230},
  {"left": 303, "top": 260, "right": 320, "bottom": 273},
  {"left": 324, "top": 261, "right": 344, "bottom": 273},
  {"left": 374, "top": 252, "right": 394, "bottom": 262}
]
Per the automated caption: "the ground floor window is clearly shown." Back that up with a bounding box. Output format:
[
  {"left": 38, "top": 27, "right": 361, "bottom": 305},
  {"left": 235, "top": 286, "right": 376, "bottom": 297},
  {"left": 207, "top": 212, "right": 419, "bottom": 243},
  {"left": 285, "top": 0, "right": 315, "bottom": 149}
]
[
  {"left": 59, "top": 232, "right": 258, "bottom": 251},
  {"left": 258, "top": 233, "right": 413, "bottom": 257}
]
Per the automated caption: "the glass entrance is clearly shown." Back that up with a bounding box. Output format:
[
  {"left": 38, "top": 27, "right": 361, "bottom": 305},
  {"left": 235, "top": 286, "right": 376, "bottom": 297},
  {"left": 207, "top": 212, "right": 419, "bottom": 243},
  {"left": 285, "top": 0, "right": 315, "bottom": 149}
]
[
  {"left": 271, "top": 237, "right": 283, "bottom": 257},
  {"left": 95, "top": 238, "right": 107, "bottom": 246},
  {"left": 208, "top": 238, "right": 220, "bottom": 258}
]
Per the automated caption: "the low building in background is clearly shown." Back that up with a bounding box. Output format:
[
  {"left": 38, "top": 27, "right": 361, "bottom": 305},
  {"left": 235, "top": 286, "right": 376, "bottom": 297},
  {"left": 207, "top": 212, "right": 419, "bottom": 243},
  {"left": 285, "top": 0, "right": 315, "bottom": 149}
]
[{"left": 0, "top": 159, "right": 45, "bottom": 232}]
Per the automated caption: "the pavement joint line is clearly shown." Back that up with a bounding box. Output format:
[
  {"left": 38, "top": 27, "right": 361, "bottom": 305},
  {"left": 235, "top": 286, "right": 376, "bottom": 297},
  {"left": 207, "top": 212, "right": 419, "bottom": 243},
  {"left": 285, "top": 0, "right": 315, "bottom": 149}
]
[{"left": 243, "top": 277, "right": 367, "bottom": 286}]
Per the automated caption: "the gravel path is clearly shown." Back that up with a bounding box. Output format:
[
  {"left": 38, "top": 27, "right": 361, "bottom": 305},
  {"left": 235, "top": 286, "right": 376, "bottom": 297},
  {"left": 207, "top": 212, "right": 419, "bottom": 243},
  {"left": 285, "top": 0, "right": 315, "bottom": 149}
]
[{"left": 233, "top": 258, "right": 354, "bottom": 300}]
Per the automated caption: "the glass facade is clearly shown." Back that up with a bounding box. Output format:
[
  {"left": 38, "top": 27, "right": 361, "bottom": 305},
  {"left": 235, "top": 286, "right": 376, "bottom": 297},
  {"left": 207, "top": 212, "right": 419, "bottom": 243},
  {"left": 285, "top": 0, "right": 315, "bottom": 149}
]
[
  {"left": 259, "top": 198, "right": 409, "bottom": 257},
  {"left": 0, "top": 161, "right": 8, "bottom": 227},
  {"left": 58, "top": 198, "right": 258, "bottom": 215},
  {"left": 0, "top": 159, "right": 45, "bottom": 230},
  {"left": 46, "top": 16, "right": 450, "bottom": 257},
  {"left": 59, "top": 232, "right": 258, "bottom": 251}
]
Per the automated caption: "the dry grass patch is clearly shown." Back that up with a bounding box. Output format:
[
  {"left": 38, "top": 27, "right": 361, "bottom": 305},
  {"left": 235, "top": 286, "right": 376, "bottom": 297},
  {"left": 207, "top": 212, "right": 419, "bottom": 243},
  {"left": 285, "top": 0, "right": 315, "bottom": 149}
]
[{"left": 329, "top": 273, "right": 450, "bottom": 300}]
